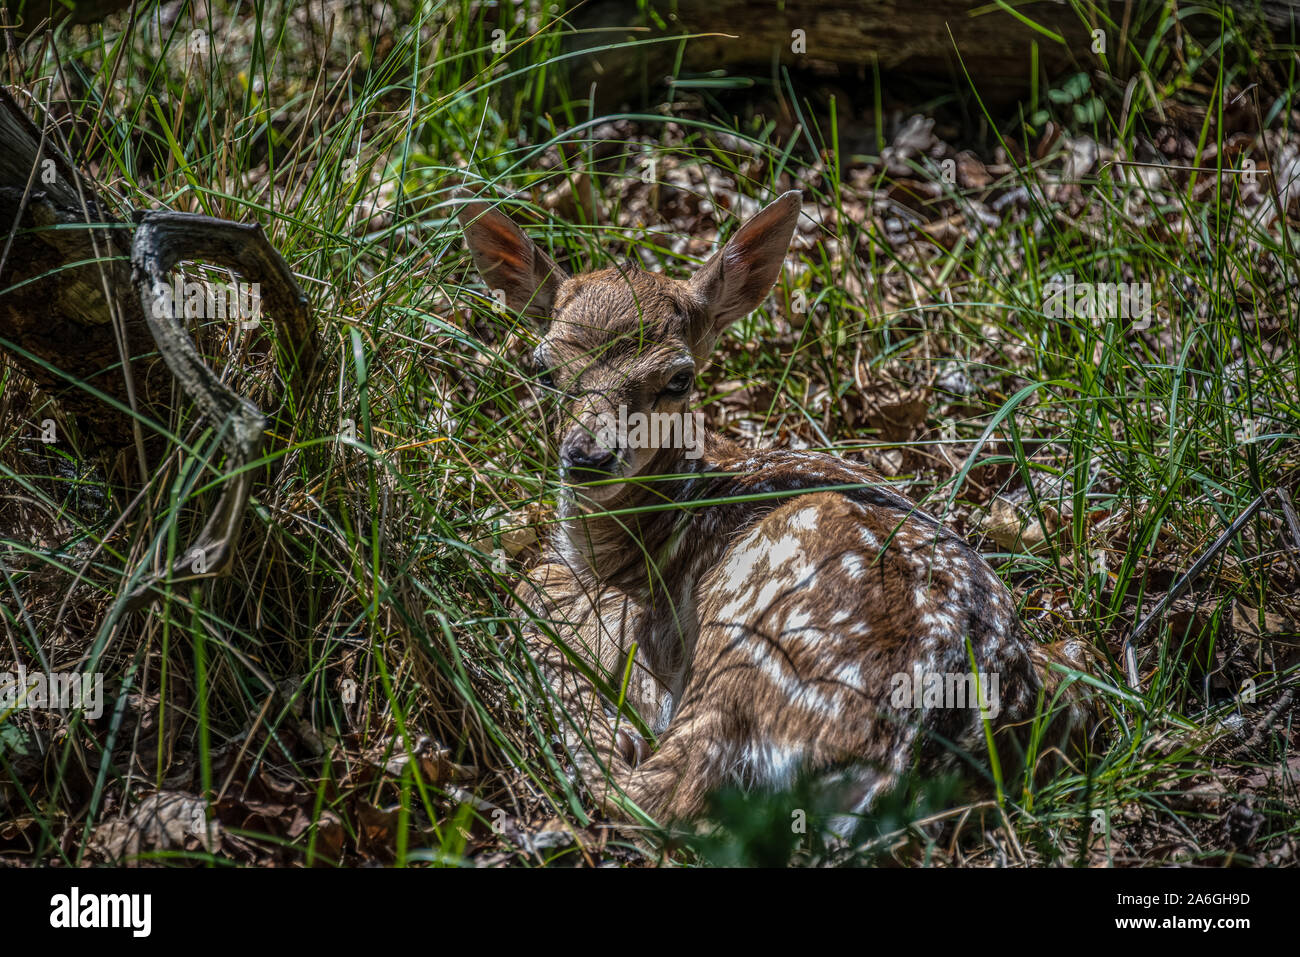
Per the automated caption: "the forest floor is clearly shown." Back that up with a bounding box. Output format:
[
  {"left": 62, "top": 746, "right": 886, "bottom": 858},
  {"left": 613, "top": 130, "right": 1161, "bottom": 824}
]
[{"left": 1, "top": 0, "right": 1297, "bottom": 866}]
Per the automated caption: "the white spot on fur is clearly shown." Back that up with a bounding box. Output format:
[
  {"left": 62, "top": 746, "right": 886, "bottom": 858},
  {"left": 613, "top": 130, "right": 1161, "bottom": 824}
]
[
  {"left": 753, "top": 577, "right": 784, "bottom": 612},
  {"left": 835, "top": 662, "right": 864, "bottom": 691},
  {"left": 919, "top": 609, "right": 958, "bottom": 634},
  {"left": 769, "top": 533, "right": 802, "bottom": 567},
  {"left": 740, "top": 739, "right": 804, "bottom": 790},
  {"left": 721, "top": 533, "right": 768, "bottom": 586},
  {"left": 788, "top": 506, "right": 820, "bottom": 532}
]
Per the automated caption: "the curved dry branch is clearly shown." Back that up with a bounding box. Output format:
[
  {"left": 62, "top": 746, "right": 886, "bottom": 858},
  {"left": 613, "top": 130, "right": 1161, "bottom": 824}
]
[{"left": 125, "top": 211, "right": 316, "bottom": 610}]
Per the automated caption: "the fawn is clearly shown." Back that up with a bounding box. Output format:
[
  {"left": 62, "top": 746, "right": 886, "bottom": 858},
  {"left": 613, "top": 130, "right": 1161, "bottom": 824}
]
[{"left": 459, "top": 187, "right": 1086, "bottom": 828}]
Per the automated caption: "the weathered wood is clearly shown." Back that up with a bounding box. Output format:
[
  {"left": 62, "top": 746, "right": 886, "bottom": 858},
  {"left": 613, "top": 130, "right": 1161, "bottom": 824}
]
[
  {"left": 0, "top": 87, "right": 317, "bottom": 458},
  {"left": 0, "top": 87, "right": 319, "bottom": 608},
  {"left": 564, "top": 0, "right": 1299, "bottom": 112},
  {"left": 125, "top": 211, "right": 314, "bottom": 609},
  {"left": 0, "top": 85, "right": 162, "bottom": 459}
]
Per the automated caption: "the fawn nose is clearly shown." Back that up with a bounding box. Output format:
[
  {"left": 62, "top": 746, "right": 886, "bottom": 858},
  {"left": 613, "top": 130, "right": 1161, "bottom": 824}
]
[
  {"left": 561, "top": 436, "right": 617, "bottom": 477},
  {"left": 562, "top": 444, "right": 617, "bottom": 475}
]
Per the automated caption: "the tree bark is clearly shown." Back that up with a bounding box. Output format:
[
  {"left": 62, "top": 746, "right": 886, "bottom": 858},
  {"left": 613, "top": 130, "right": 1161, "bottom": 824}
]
[
  {"left": 563, "top": 0, "right": 1300, "bottom": 113},
  {"left": 0, "top": 86, "right": 317, "bottom": 469},
  {"left": 0, "top": 85, "right": 163, "bottom": 462}
]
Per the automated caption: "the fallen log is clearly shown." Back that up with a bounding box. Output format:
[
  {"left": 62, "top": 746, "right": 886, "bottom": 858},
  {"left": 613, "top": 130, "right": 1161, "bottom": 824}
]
[{"left": 563, "top": 0, "right": 1298, "bottom": 113}]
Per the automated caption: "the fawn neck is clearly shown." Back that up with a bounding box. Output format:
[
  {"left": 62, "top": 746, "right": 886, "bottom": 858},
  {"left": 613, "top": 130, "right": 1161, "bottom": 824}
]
[{"left": 556, "top": 430, "right": 743, "bottom": 601}]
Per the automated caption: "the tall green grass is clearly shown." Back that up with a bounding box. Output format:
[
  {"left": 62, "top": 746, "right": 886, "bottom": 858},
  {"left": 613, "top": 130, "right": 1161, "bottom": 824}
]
[{"left": 1, "top": 0, "right": 1297, "bottom": 866}]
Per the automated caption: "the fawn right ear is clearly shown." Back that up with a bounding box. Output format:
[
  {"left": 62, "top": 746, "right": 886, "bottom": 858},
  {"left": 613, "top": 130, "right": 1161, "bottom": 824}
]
[
  {"left": 457, "top": 191, "right": 567, "bottom": 317},
  {"left": 687, "top": 189, "right": 801, "bottom": 352}
]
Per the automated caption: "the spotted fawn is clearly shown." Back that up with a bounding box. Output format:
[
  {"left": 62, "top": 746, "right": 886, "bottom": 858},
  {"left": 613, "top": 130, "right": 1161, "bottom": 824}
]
[{"left": 459, "top": 187, "right": 1086, "bottom": 828}]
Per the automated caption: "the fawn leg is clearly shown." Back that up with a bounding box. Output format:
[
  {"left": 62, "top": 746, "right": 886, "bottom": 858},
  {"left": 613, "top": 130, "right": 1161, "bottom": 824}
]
[
  {"left": 519, "top": 564, "right": 717, "bottom": 821},
  {"left": 526, "top": 636, "right": 719, "bottom": 821},
  {"left": 518, "top": 563, "right": 651, "bottom": 758},
  {"left": 525, "top": 627, "right": 639, "bottom": 765},
  {"left": 594, "top": 703, "right": 736, "bottom": 822}
]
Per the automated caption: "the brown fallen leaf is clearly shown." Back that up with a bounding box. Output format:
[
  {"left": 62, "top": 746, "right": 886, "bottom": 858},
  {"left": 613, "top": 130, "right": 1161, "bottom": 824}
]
[
  {"left": 981, "top": 496, "right": 1059, "bottom": 552},
  {"left": 89, "top": 790, "right": 221, "bottom": 865},
  {"left": 471, "top": 507, "right": 540, "bottom": 558},
  {"left": 367, "top": 734, "right": 478, "bottom": 785}
]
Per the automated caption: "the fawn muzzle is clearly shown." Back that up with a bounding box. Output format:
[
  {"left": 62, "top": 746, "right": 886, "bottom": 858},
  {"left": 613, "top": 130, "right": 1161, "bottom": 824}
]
[
  {"left": 560, "top": 406, "right": 623, "bottom": 488},
  {"left": 561, "top": 437, "right": 618, "bottom": 477}
]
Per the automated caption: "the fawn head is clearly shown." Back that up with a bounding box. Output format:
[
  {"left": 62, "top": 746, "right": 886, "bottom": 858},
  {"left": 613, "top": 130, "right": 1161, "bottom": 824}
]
[{"left": 459, "top": 189, "right": 801, "bottom": 503}]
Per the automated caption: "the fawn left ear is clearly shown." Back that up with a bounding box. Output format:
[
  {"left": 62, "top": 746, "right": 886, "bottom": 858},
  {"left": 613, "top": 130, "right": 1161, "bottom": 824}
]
[
  {"left": 457, "top": 190, "right": 568, "bottom": 318},
  {"left": 687, "top": 190, "right": 801, "bottom": 352}
]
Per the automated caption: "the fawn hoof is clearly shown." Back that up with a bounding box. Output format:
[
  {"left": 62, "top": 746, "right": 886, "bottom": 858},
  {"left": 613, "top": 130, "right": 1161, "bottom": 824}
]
[{"left": 615, "top": 727, "right": 651, "bottom": 766}]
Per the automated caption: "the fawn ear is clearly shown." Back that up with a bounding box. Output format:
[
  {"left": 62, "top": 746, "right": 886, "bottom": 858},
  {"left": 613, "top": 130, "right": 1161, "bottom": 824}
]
[
  {"left": 457, "top": 191, "right": 567, "bottom": 317},
  {"left": 687, "top": 189, "right": 801, "bottom": 350}
]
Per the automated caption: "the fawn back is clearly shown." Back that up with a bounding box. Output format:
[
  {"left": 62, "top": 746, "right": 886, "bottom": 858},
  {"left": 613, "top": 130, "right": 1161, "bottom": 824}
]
[{"left": 459, "top": 187, "right": 1085, "bottom": 827}]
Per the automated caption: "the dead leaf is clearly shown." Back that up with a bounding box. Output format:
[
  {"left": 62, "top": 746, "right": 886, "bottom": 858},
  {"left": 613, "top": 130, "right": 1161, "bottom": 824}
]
[{"left": 981, "top": 496, "right": 1058, "bottom": 552}]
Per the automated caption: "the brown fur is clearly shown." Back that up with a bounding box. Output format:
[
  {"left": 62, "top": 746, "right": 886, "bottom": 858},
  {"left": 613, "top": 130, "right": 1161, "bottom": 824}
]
[{"left": 460, "top": 189, "right": 1088, "bottom": 827}]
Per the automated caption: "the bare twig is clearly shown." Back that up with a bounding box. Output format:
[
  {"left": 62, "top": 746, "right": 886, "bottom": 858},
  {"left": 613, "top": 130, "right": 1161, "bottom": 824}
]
[
  {"left": 1229, "top": 689, "right": 1295, "bottom": 760},
  {"left": 1124, "top": 488, "right": 1300, "bottom": 690}
]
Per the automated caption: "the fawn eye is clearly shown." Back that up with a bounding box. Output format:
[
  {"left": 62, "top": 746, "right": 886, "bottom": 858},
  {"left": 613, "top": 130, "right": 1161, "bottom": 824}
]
[
  {"left": 537, "top": 370, "right": 556, "bottom": 391},
  {"left": 663, "top": 370, "right": 694, "bottom": 396}
]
